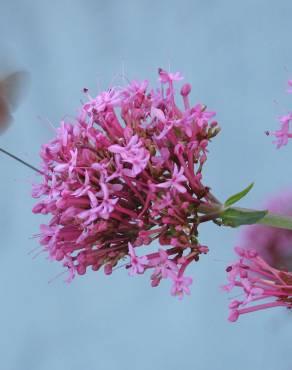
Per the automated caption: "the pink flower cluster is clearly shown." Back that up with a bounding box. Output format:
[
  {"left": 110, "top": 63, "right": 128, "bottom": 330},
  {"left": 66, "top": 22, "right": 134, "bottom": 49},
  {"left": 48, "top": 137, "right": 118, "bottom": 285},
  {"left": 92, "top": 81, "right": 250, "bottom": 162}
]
[
  {"left": 223, "top": 247, "right": 292, "bottom": 322},
  {"left": 239, "top": 190, "right": 292, "bottom": 270},
  {"left": 268, "top": 80, "right": 292, "bottom": 148},
  {"left": 32, "top": 68, "right": 219, "bottom": 298}
]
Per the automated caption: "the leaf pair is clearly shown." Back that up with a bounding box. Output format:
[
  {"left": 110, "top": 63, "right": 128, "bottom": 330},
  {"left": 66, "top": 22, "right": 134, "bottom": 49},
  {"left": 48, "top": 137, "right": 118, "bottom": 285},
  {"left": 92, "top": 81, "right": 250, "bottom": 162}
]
[{"left": 220, "top": 182, "right": 268, "bottom": 227}]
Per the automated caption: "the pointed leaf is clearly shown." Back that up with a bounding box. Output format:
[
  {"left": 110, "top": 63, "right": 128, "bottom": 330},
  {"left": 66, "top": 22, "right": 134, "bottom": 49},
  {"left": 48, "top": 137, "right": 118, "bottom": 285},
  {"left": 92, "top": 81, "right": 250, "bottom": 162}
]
[{"left": 224, "top": 182, "right": 254, "bottom": 207}]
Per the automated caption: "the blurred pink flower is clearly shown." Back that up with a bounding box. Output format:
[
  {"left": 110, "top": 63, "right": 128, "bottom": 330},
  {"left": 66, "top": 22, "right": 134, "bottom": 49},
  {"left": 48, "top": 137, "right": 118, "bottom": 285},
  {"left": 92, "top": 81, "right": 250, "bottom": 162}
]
[{"left": 239, "top": 189, "right": 292, "bottom": 270}]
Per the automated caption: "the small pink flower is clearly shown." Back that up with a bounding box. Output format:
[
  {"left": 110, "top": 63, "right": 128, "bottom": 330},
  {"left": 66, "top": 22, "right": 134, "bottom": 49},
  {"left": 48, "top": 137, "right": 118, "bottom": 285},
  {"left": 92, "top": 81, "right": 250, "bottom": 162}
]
[
  {"left": 54, "top": 149, "right": 78, "bottom": 176},
  {"left": 128, "top": 243, "right": 148, "bottom": 276},
  {"left": 109, "top": 135, "right": 150, "bottom": 177},
  {"left": 156, "top": 164, "right": 187, "bottom": 193},
  {"left": 192, "top": 104, "right": 216, "bottom": 128},
  {"left": 83, "top": 89, "right": 121, "bottom": 115},
  {"left": 122, "top": 80, "right": 148, "bottom": 105},
  {"left": 158, "top": 68, "right": 184, "bottom": 84},
  {"left": 169, "top": 272, "right": 193, "bottom": 299},
  {"left": 151, "top": 249, "right": 178, "bottom": 279}
]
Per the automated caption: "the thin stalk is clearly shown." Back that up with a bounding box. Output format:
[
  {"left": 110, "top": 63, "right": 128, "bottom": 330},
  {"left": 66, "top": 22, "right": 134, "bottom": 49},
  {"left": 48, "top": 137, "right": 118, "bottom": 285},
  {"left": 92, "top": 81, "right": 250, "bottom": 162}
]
[
  {"left": 0, "top": 147, "right": 43, "bottom": 175},
  {"left": 233, "top": 207, "right": 292, "bottom": 231}
]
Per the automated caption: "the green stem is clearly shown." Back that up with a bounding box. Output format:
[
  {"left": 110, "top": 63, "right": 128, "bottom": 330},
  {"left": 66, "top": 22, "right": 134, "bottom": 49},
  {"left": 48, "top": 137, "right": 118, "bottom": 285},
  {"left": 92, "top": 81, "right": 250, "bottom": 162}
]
[
  {"left": 237, "top": 208, "right": 292, "bottom": 230},
  {"left": 198, "top": 203, "right": 292, "bottom": 230}
]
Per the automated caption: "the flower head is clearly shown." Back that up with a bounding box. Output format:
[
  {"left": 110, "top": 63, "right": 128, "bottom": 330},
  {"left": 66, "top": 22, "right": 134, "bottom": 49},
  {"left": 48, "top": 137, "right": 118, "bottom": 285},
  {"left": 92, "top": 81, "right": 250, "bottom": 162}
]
[{"left": 32, "top": 68, "right": 220, "bottom": 297}]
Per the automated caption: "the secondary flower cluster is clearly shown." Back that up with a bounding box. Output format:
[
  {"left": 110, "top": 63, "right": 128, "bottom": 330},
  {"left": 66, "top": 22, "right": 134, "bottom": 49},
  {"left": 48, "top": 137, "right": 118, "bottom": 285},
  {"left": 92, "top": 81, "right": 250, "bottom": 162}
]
[
  {"left": 32, "top": 69, "right": 219, "bottom": 298},
  {"left": 223, "top": 78, "right": 292, "bottom": 321},
  {"left": 223, "top": 247, "right": 292, "bottom": 322}
]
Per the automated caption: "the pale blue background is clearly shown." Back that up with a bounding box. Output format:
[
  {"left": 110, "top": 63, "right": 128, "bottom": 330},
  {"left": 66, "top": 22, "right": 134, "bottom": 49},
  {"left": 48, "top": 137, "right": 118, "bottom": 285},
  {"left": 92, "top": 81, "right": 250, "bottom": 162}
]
[{"left": 1, "top": 1, "right": 292, "bottom": 369}]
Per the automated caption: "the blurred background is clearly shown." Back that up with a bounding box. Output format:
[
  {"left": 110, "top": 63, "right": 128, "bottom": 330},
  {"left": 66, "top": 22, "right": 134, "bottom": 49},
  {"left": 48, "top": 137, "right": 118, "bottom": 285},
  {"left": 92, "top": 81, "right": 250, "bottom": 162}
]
[{"left": 1, "top": 1, "right": 292, "bottom": 369}]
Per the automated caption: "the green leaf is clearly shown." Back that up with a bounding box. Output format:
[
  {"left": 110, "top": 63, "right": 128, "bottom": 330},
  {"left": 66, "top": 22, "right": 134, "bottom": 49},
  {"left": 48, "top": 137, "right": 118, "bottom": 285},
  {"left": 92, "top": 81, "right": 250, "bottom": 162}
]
[
  {"left": 224, "top": 182, "right": 254, "bottom": 207},
  {"left": 221, "top": 208, "right": 268, "bottom": 227}
]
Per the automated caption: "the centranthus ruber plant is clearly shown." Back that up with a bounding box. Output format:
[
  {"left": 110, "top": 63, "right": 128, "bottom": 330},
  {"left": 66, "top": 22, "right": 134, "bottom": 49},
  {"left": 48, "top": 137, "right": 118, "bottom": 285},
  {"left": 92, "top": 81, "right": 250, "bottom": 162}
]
[
  {"left": 3, "top": 68, "right": 292, "bottom": 317},
  {"left": 30, "top": 69, "right": 292, "bottom": 302}
]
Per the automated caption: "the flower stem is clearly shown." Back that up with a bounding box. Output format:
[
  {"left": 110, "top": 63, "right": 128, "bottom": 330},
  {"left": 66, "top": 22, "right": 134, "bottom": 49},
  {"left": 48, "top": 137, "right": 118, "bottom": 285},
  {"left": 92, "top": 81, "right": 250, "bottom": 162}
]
[
  {"left": 230, "top": 206, "right": 292, "bottom": 230},
  {"left": 198, "top": 203, "right": 292, "bottom": 230},
  {"left": 0, "top": 147, "right": 43, "bottom": 175},
  {"left": 249, "top": 210, "right": 292, "bottom": 230}
]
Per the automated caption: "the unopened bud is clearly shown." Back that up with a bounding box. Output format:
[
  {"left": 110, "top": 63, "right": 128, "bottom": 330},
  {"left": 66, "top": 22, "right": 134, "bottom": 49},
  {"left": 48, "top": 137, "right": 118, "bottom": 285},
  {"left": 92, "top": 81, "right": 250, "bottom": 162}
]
[{"left": 180, "top": 83, "right": 192, "bottom": 97}]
